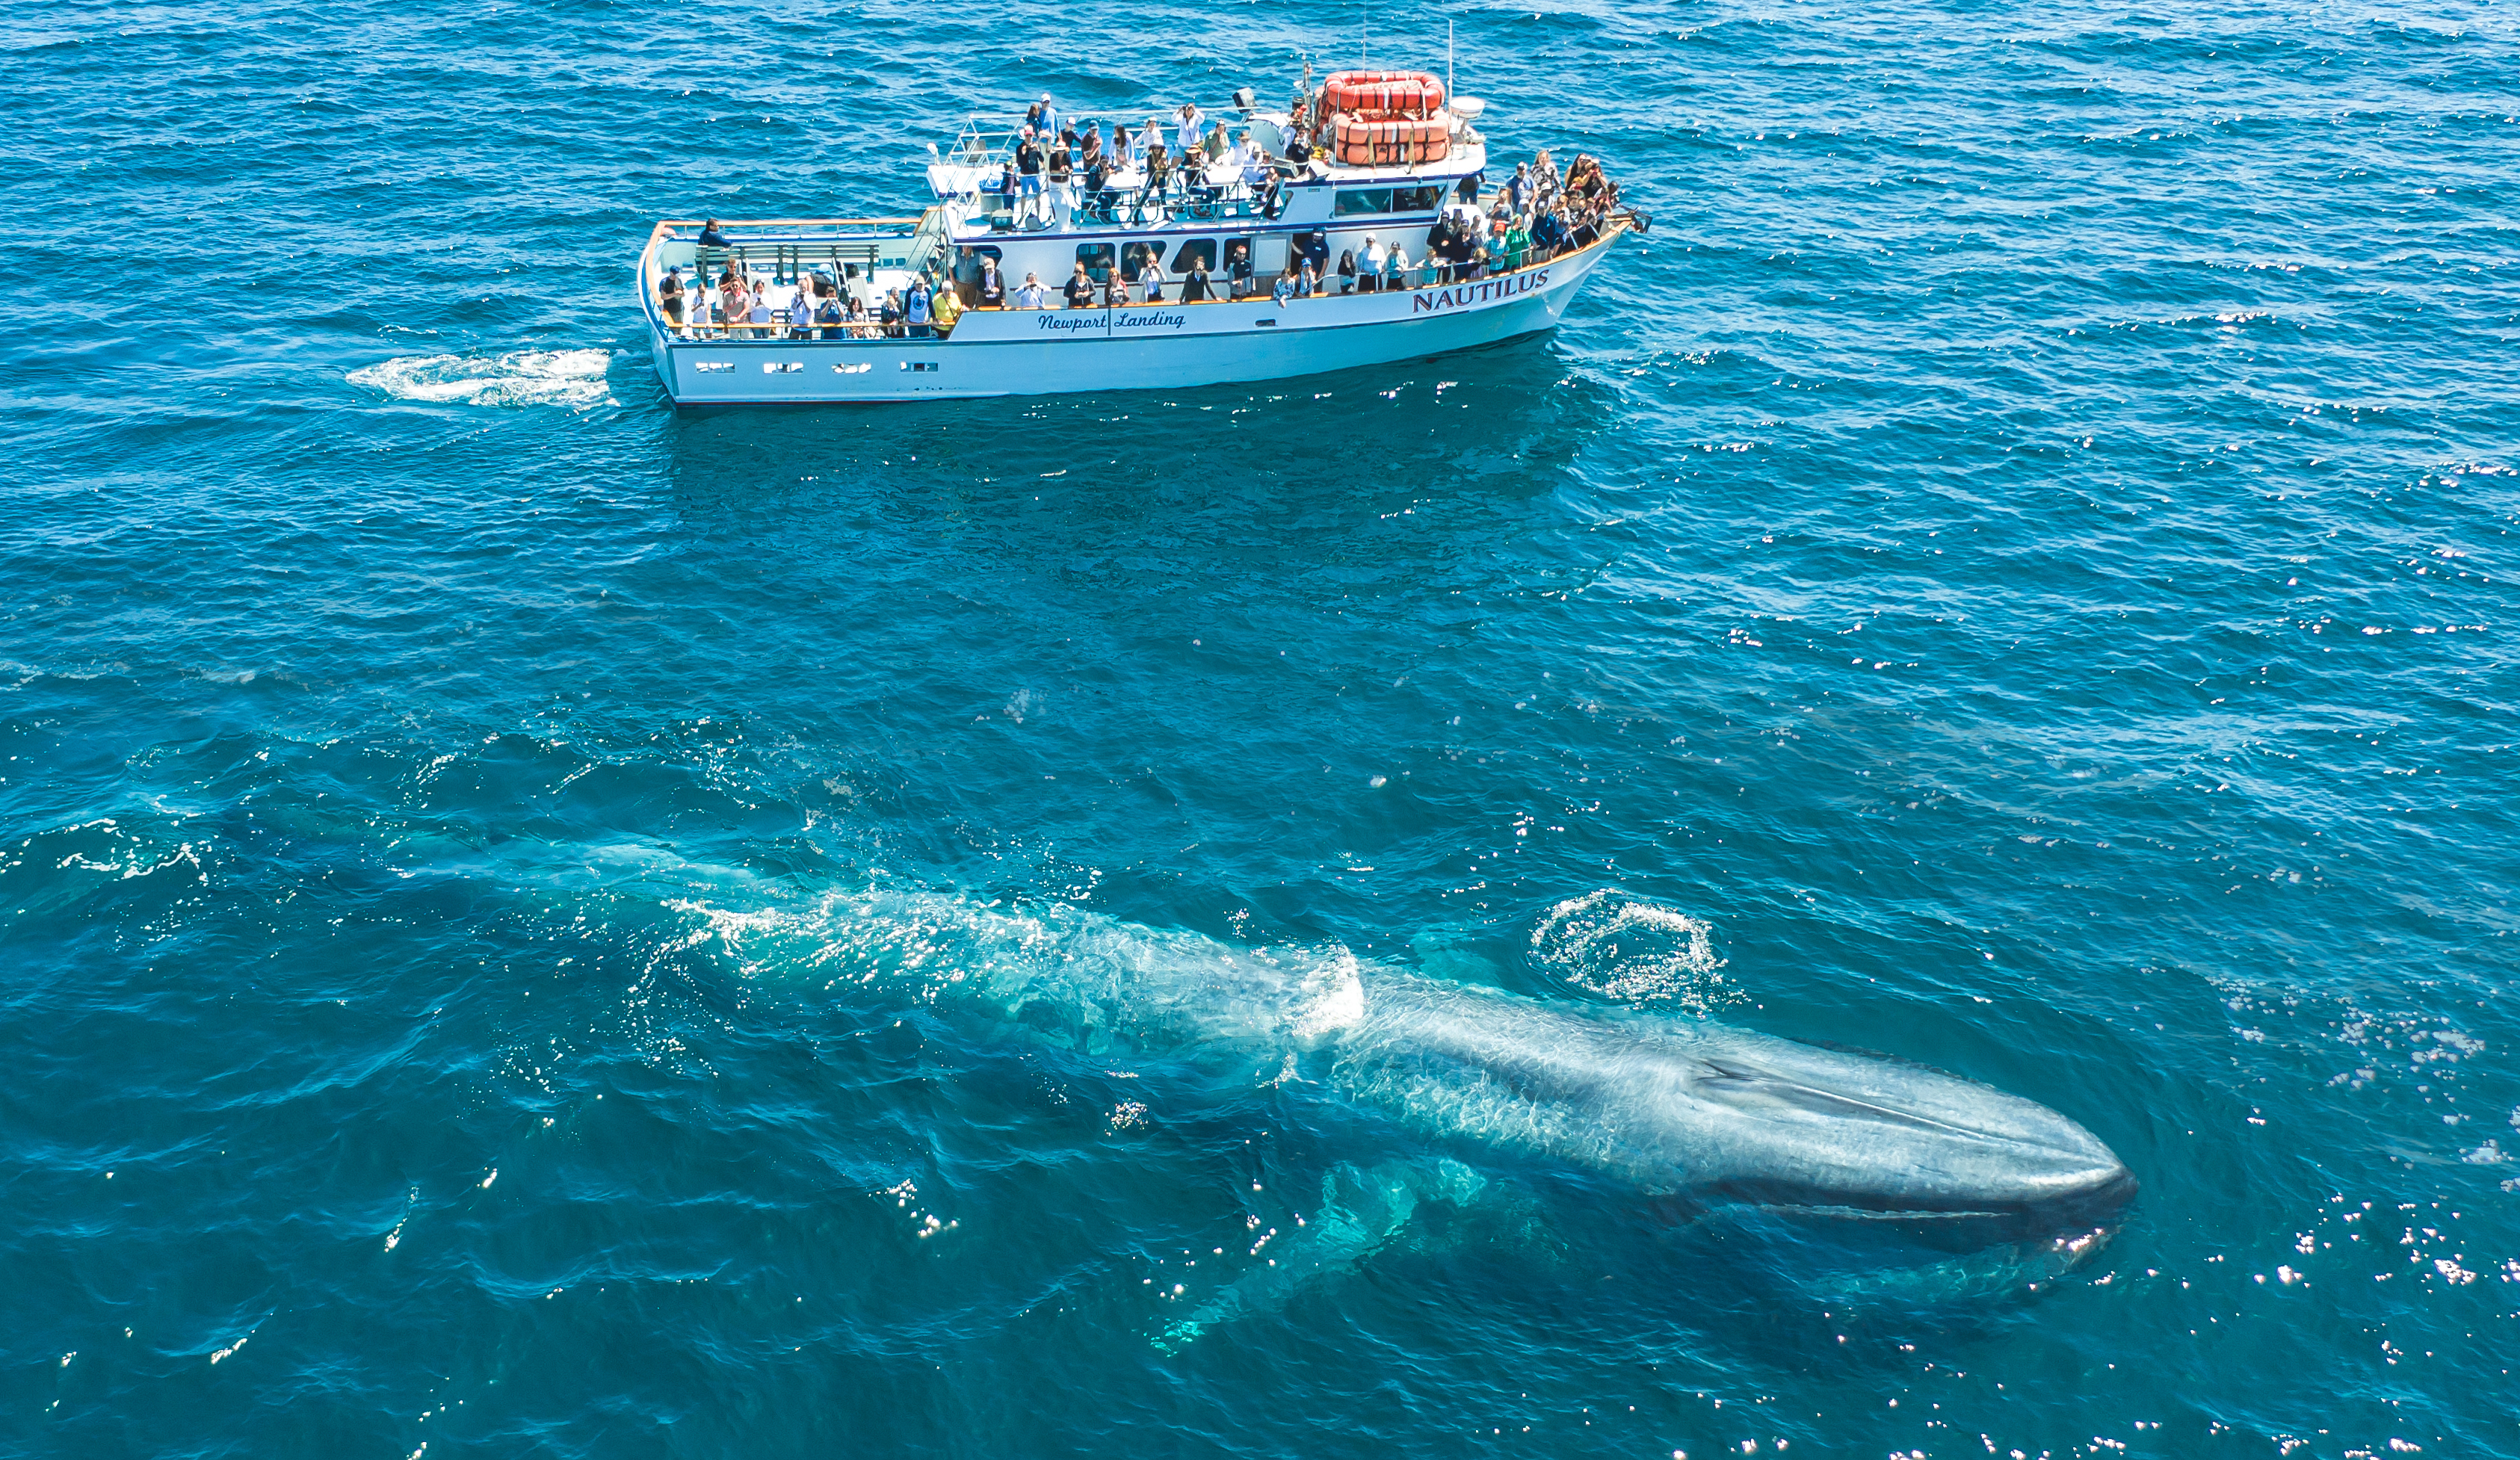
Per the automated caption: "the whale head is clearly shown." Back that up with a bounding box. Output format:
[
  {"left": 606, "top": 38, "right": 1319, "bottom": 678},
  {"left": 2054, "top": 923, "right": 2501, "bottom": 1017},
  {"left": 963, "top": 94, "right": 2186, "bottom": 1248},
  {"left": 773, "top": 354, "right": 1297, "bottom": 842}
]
[{"left": 1667, "top": 1034, "right": 2138, "bottom": 1234}]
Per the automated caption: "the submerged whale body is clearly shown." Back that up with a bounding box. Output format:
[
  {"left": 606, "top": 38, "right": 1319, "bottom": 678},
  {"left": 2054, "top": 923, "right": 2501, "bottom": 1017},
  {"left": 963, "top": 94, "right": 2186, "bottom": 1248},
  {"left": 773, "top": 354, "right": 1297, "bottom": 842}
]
[{"left": 700, "top": 885, "right": 2135, "bottom": 1235}]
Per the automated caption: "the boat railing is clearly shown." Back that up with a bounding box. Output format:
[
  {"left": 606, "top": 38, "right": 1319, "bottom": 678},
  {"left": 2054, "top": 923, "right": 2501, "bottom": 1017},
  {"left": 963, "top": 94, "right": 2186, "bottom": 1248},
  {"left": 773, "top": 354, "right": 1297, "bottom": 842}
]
[
  {"left": 647, "top": 217, "right": 930, "bottom": 290},
  {"left": 651, "top": 217, "right": 1631, "bottom": 343},
  {"left": 960, "top": 168, "right": 1294, "bottom": 235}
]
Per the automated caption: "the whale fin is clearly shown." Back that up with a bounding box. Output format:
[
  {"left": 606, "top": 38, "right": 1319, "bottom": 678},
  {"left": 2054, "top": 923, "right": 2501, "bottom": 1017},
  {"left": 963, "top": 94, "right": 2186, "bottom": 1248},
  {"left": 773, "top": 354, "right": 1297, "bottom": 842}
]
[{"left": 1152, "top": 1157, "right": 1486, "bottom": 1353}]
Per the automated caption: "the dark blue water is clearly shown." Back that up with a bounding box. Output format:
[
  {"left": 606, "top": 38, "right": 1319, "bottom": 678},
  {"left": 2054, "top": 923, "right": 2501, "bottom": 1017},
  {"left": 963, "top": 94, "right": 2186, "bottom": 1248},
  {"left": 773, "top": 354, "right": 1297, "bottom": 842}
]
[{"left": 7, "top": 1, "right": 2518, "bottom": 1456}]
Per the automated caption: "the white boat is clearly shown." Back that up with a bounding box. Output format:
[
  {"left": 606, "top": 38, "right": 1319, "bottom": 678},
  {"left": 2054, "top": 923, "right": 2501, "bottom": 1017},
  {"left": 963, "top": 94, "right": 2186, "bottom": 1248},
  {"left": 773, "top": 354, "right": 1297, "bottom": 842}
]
[{"left": 634, "top": 72, "right": 1643, "bottom": 404}]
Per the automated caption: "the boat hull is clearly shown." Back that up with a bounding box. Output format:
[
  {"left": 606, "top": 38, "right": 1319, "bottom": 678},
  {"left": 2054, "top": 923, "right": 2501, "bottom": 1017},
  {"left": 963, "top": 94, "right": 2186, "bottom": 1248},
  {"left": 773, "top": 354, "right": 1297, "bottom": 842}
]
[{"left": 642, "top": 230, "right": 1621, "bottom": 404}]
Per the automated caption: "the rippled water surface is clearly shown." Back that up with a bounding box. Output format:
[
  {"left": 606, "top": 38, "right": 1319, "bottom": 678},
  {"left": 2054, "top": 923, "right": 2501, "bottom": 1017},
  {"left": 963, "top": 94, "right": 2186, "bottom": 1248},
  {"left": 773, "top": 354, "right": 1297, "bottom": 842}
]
[{"left": 7, "top": 1, "right": 2519, "bottom": 1455}]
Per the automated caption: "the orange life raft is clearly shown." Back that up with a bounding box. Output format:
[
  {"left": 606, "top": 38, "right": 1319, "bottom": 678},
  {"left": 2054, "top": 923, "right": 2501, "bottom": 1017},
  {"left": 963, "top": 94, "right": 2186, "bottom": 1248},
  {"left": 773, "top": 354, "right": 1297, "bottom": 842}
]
[
  {"left": 1332, "top": 114, "right": 1452, "bottom": 166},
  {"left": 1321, "top": 69, "right": 1446, "bottom": 118}
]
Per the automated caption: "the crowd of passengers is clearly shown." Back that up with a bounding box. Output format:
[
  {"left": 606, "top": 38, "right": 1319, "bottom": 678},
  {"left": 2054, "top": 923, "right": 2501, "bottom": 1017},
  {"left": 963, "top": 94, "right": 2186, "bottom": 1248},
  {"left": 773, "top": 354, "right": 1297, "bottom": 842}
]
[{"left": 655, "top": 126, "right": 1620, "bottom": 340}]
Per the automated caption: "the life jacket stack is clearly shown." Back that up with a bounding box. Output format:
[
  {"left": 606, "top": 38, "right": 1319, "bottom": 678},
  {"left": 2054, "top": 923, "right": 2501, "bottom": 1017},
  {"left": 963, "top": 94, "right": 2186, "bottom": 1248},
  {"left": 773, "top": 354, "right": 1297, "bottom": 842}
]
[{"left": 1323, "top": 69, "right": 1452, "bottom": 167}]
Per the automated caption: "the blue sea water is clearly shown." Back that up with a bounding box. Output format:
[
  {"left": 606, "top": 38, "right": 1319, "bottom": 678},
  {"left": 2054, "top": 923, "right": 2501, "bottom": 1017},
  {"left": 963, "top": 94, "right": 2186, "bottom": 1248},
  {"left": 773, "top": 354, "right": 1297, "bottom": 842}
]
[{"left": 6, "top": 0, "right": 2519, "bottom": 1454}]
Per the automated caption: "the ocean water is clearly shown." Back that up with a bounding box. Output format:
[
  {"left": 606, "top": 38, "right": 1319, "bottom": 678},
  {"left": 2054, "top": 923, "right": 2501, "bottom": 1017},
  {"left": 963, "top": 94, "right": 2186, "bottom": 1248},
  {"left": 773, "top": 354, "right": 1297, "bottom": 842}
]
[{"left": 5, "top": 0, "right": 2518, "bottom": 1454}]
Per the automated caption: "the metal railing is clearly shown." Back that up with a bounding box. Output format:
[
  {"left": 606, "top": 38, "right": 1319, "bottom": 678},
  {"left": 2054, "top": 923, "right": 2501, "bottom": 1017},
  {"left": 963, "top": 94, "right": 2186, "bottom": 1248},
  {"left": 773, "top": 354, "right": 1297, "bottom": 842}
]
[{"left": 643, "top": 214, "right": 1637, "bottom": 345}]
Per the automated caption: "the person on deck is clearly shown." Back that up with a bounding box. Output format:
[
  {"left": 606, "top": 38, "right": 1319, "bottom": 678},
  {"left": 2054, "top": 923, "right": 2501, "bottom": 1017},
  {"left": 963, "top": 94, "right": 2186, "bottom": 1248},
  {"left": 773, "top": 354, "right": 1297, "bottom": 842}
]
[
  {"left": 879, "top": 288, "right": 904, "bottom": 337},
  {"left": 1037, "top": 94, "right": 1060, "bottom": 144},
  {"left": 1016, "top": 128, "right": 1046, "bottom": 223},
  {"left": 905, "top": 276, "right": 934, "bottom": 338},
  {"left": 931, "top": 282, "right": 963, "bottom": 335},
  {"left": 1082, "top": 150, "right": 1114, "bottom": 220},
  {"left": 1506, "top": 161, "right": 1535, "bottom": 216},
  {"left": 978, "top": 256, "right": 1006, "bottom": 308},
  {"left": 1359, "top": 235, "right": 1385, "bottom": 292},
  {"left": 1271, "top": 267, "right": 1298, "bottom": 308},
  {"left": 1381, "top": 244, "right": 1409, "bottom": 291},
  {"left": 1013, "top": 270, "right": 1051, "bottom": 309},
  {"left": 1179, "top": 251, "right": 1212, "bottom": 303},
  {"left": 1176, "top": 102, "right": 1204, "bottom": 164},
  {"left": 1224, "top": 240, "right": 1254, "bottom": 300},
  {"left": 1047, "top": 138, "right": 1075, "bottom": 226},
  {"left": 698, "top": 219, "right": 729, "bottom": 247},
  {"left": 1337, "top": 248, "right": 1357, "bottom": 295},
  {"left": 1063, "top": 263, "right": 1098, "bottom": 309},
  {"left": 718, "top": 273, "right": 750, "bottom": 333},
  {"left": 815, "top": 290, "right": 845, "bottom": 340},
  {"left": 1531, "top": 205, "right": 1568, "bottom": 259},
  {"left": 1137, "top": 250, "right": 1168, "bottom": 302},
  {"left": 658, "top": 267, "right": 685, "bottom": 332},
  {"left": 844, "top": 294, "right": 874, "bottom": 337}
]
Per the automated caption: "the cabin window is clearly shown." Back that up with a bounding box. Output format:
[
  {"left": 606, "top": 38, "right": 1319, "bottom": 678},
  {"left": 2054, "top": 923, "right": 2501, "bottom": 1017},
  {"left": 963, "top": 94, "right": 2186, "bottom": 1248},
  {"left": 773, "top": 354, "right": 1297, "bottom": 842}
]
[
  {"left": 1334, "top": 188, "right": 1393, "bottom": 217},
  {"left": 1389, "top": 185, "right": 1443, "bottom": 212},
  {"left": 1120, "top": 241, "right": 1169, "bottom": 282},
  {"left": 1170, "top": 238, "right": 1218, "bottom": 275},
  {"left": 1075, "top": 243, "right": 1116, "bottom": 282}
]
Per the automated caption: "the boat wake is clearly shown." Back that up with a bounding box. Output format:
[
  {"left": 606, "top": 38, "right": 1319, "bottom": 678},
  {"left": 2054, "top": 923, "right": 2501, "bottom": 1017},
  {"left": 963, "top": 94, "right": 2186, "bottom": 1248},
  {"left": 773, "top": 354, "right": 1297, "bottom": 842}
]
[{"left": 346, "top": 347, "right": 616, "bottom": 408}]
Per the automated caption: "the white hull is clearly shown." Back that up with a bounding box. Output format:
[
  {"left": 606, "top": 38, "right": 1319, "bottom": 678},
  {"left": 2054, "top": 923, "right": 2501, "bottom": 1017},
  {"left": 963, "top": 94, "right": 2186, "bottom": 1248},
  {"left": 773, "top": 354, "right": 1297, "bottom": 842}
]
[{"left": 643, "top": 232, "right": 1619, "bottom": 405}]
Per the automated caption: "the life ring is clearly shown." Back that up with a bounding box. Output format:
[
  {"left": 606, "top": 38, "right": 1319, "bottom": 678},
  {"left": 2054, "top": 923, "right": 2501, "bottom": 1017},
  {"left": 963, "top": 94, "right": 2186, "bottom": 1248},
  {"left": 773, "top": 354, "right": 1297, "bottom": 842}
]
[{"left": 1322, "top": 69, "right": 1446, "bottom": 119}]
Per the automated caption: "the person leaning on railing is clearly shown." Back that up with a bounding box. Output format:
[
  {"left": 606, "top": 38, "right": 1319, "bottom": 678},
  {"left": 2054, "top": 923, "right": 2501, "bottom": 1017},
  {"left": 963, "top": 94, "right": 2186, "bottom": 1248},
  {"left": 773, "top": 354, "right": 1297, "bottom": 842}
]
[
  {"left": 1062, "top": 263, "right": 1096, "bottom": 309},
  {"left": 658, "top": 267, "right": 686, "bottom": 332}
]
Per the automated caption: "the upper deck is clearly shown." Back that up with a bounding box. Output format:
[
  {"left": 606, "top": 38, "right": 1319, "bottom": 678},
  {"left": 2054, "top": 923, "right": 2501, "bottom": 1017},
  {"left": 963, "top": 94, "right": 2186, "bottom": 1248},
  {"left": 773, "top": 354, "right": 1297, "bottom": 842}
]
[{"left": 925, "top": 102, "right": 1490, "bottom": 247}]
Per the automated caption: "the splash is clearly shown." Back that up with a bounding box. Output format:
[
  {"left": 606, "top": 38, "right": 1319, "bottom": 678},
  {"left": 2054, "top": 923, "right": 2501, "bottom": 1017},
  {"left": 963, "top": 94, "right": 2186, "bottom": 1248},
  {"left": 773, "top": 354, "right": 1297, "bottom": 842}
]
[
  {"left": 1526, "top": 889, "right": 1729, "bottom": 1010},
  {"left": 345, "top": 348, "right": 615, "bottom": 408}
]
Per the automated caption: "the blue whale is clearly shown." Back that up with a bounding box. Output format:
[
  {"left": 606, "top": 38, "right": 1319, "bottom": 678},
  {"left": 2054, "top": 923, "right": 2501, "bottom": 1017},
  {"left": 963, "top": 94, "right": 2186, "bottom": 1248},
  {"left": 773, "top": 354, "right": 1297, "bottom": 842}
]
[{"left": 712, "top": 885, "right": 2135, "bottom": 1232}]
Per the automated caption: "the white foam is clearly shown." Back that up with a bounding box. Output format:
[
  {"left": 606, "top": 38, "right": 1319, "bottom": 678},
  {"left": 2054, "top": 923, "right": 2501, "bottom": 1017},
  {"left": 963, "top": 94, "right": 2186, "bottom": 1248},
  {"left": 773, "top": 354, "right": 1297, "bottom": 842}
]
[
  {"left": 1527, "top": 890, "right": 1729, "bottom": 1009},
  {"left": 346, "top": 347, "right": 615, "bottom": 409}
]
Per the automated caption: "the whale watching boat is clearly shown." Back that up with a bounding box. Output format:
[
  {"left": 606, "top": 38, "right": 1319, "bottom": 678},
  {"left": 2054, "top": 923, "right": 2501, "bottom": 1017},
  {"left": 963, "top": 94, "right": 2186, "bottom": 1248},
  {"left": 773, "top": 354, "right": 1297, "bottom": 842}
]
[{"left": 634, "top": 66, "right": 1643, "bottom": 403}]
